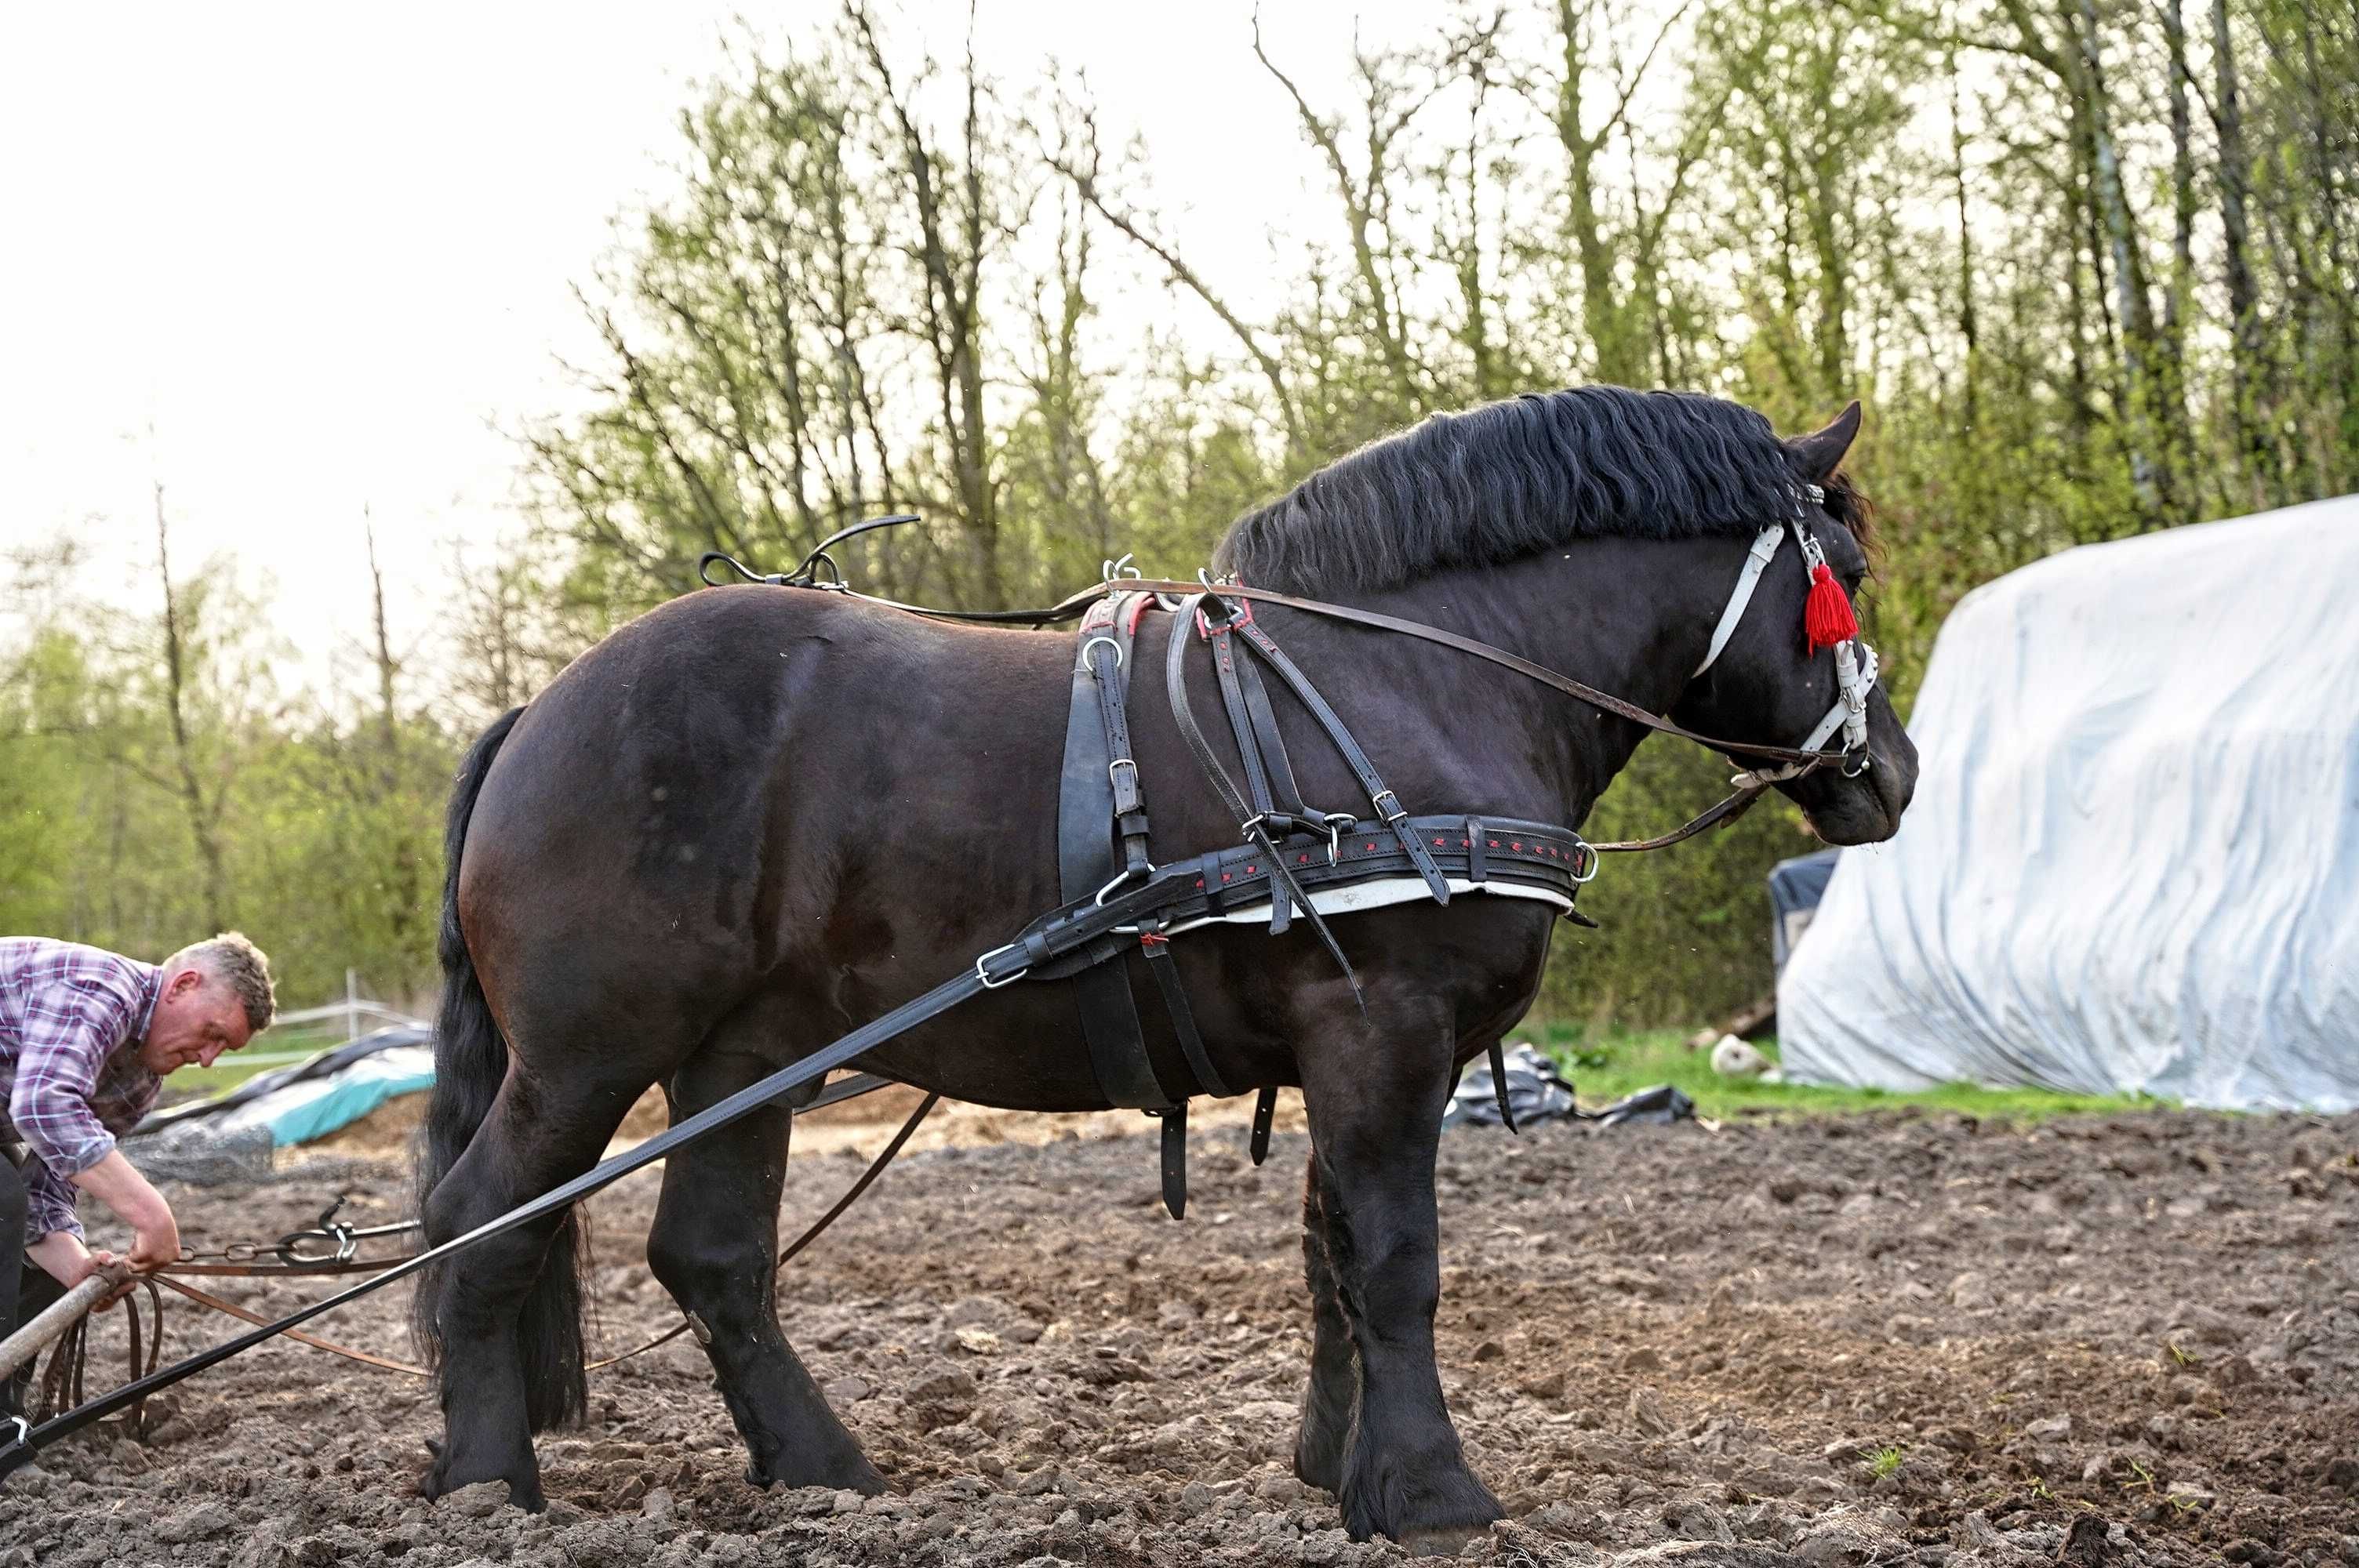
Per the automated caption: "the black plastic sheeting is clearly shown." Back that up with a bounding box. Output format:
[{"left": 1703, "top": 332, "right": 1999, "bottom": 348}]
[{"left": 1442, "top": 1043, "right": 1696, "bottom": 1131}]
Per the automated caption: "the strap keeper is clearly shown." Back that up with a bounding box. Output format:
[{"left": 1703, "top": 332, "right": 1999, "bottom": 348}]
[
  {"left": 1194, "top": 594, "right": 1252, "bottom": 640},
  {"left": 1467, "top": 817, "right": 1488, "bottom": 884}
]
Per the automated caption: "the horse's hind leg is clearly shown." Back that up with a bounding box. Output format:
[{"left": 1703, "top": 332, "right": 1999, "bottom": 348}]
[
  {"left": 1298, "top": 1003, "right": 1503, "bottom": 1552},
  {"left": 1292, "top": 1156, "right": 1358, "bottom": 1494},
  {"left": 645, "top": 1042, "right": 885, "bottom": 1494},
  {"left": 421, "top": 1068, "right": 645, "bottom": 1509}
]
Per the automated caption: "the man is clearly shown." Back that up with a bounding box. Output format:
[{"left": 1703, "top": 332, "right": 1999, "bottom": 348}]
[{"left": 2, "top": 933, "right": 275, "bottom": 1414}]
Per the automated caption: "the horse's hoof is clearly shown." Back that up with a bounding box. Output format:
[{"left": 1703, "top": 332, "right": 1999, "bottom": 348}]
[
  {"left": 749, "top": 1448, "right": 889, "bottom": 1496},
  {"left": 1292, "top": 1439, "right": 1343, "bottom": 1496},
  {"left": 1397, "top": 1523, "right": 1492, "bottom": 1558},
  {"left": 420, "top": 1446, "right": 543, "bottom": 1512}
]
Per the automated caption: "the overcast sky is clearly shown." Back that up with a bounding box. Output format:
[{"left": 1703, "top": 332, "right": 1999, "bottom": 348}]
[{"left": 1, "top": 3, "right": 1468, "bottom": 691}]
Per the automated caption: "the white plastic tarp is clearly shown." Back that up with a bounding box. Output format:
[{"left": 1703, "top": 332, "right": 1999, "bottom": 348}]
[{"left": 1779, "top": 497, "right": 2359, "bottom": 1112}]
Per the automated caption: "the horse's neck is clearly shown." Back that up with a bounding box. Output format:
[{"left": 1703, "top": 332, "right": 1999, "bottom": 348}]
[{"left": 1336, "top": 538, "right": 1727, "bottom": 827}]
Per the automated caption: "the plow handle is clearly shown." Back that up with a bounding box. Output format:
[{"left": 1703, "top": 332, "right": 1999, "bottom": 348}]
[{"left": 0, "top": 1262, "right": 133, "bottom": 1381}]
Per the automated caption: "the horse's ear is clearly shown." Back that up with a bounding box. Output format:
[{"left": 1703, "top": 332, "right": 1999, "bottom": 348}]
[{"left": 1786, "top": 401, "right": 1863, "bottom": 482}]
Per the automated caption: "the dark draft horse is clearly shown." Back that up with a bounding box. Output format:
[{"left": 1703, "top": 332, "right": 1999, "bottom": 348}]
[{"left": 411, "top": 387, "right": 1918, "bottom": 1548}]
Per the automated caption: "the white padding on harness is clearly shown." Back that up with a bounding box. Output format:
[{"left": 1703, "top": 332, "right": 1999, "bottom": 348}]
[{"left": 1163, "top": 877, "right": 1572, "bottom": 939}]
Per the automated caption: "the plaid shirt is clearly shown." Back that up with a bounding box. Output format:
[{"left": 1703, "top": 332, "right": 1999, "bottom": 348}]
[{"left": 2, "top": 938, "right": 164, "bottom": 1244}]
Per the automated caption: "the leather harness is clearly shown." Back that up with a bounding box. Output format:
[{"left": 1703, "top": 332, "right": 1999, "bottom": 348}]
[{"left": 1055, "top": 585, "right": 1601, "bottom": 1218}]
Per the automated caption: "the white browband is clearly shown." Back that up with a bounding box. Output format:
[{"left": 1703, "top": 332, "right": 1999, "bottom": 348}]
[{"left": 1692, "top": 509, "right": 1880, "bottom": 786}]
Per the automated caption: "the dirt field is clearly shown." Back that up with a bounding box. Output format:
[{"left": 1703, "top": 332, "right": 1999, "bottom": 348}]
[{"left": 6, "top": 1098, "right": 2356, "bottom": 1567}]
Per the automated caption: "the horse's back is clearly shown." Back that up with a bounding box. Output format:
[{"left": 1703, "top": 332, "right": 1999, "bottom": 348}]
[{"left": 455, "top": 586, "right": 1076, "bottom": 1033}]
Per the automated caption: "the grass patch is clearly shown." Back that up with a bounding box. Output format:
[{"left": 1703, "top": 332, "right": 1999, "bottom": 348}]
[
  {"left": 1865, "top": 1444, "right": 1906, "bottom": 1479},
  {"left": 1527, "top": 1023, "right": 2159, "bottom": 1123}
]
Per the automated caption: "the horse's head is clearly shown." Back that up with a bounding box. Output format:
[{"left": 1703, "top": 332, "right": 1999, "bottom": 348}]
[{"left": 1670, "top": 402, "right": 1918, "bottom": 845}]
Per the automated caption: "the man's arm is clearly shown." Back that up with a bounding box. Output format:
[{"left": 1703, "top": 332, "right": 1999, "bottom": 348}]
[
  {"left": 64, "top": 1148, "right": 176, "bottom": 1269},
  {"left": 9, "top": 973, "right": 179, "bottom": 1271},
  {"left": 27, "top": 1228, "right": 115, "bottom": 1287}
]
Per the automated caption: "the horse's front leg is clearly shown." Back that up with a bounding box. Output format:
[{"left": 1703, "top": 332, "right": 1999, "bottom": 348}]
[
  {"left": 1292, "top": 1152, "right": 1357, "bottom": 1494},
  {"left": 1297, "top": 1003, "right": 1503, "bottom": 1552}
]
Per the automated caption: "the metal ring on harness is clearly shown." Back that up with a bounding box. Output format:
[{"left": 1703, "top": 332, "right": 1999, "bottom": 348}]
[
  {"left": 1323, "top": 812, "right": 1357, "bottom": 866},
  {"left": 278, "top": 1227, "right": 359, "bottom": 1267},
  {"left": 1081, "top": 635, "right": 1124, "bottom": 670},
  {"left": 1093, "top": 865, "right": 1149, "bottom": 906},
  {"left": 4, "top": 1414, "right": 27, "bottom": 1451}
]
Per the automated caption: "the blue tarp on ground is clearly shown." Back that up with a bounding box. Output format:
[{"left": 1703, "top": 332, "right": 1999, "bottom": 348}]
[{"left": 134, "top": 1025, "right": 434, "bottom": 1148}]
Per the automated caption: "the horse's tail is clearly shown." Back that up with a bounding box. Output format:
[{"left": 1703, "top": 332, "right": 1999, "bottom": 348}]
[{"left": 409, "top": 706, "right": 587, "bottom": 1432}]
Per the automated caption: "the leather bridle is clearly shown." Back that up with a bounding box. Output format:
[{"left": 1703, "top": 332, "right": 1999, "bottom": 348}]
[{"left": 1689, "top": 503, "right": 1882, "bottom": 788}]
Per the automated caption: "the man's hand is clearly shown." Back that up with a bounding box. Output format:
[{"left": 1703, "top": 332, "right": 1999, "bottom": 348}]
[{"left": 67, "top": 1148, "right": 180, "bottom": 1272}]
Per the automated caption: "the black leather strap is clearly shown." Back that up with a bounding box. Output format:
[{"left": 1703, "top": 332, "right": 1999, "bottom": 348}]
[
  {"left": 1488, "top": 1039, "right": 1519, "bottom": 1134},
  {"left": 1158, "top": 1102, "right": 1188, "bottom": 1221},
  {"left": 1086, "top": 597, "right": 1152, "bottom": 878},
  {"left": 1231, "top": 652, "right": 1310, "bottom": 822},
  {"left": 1208, "top": 622, "right": 1281, "bottom": 826},
  {"left": 1140, "top": 924, "right": 1230, "bottom": 1098},
  {"left": 1205, "top": 619, "right": 1292, "bottom": 934},
  {"left": 1249, "top": 1085, "right": 1278, "bottom": 1166},
  {"left": 1223, "top": 612, "right": 1452, "bottom": 905},
  {"left": 1059, "top": 600, "right": 1169, "bottom": 1112},
  {"left": 1165, "top": 594, "right": 1361, "bottom": 989}
]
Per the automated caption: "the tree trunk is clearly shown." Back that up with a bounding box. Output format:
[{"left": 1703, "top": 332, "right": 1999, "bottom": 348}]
[
  {"left": 2073, "top": 0, "right": 2175, "bottom": 524},
  {"left": 2209, "top": 0, "right": 2273, "bottom": 504},
  {"left": 153, "top": 484, "right": 228, "bottom": 932}
]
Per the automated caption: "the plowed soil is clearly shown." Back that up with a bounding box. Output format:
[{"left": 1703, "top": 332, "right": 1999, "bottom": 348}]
[{"left": 6, "top": 1101, "right": 2356, "bottom": 1567}]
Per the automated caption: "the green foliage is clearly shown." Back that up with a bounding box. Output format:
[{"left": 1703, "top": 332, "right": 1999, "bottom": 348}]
[
  {"left": 1531, "top": 1025, "right": 2164, "bottom": 1120},
  {"left": 2, "top": 536, "right": 456, "bottom": 1015},
  {"left": 8, "top": 0, "right": 2354, "bottom": 1033}
]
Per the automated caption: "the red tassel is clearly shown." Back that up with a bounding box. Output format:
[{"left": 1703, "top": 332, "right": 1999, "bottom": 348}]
[{"left": 1805, "top": 562, "right": 1858, "bottom": 652}]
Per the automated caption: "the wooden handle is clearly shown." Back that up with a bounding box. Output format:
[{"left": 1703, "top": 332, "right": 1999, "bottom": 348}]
[{"left": 0, "top": 1261, "right": 134, "bottom": 1381}]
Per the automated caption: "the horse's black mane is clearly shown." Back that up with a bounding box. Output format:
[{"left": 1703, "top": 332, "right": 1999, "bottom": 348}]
[{"left": 1216, "top": 386, "right": 1866, "bottom": 595}]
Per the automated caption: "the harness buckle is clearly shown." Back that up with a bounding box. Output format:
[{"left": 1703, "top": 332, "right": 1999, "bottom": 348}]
[
  {"left": 975, "top": 942, "right": 1030, "bottom": 989},
  {"left": 1370, "top": 789, "right": 1407, "bottom": 825},
  {"left": 1107, "top": 757, "right": 1139, "bottom": 790}
]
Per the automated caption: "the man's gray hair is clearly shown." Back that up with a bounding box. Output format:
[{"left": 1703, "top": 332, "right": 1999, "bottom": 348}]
[{"left": 173, "top": 931, "right": 278, "bottom": 1034}]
